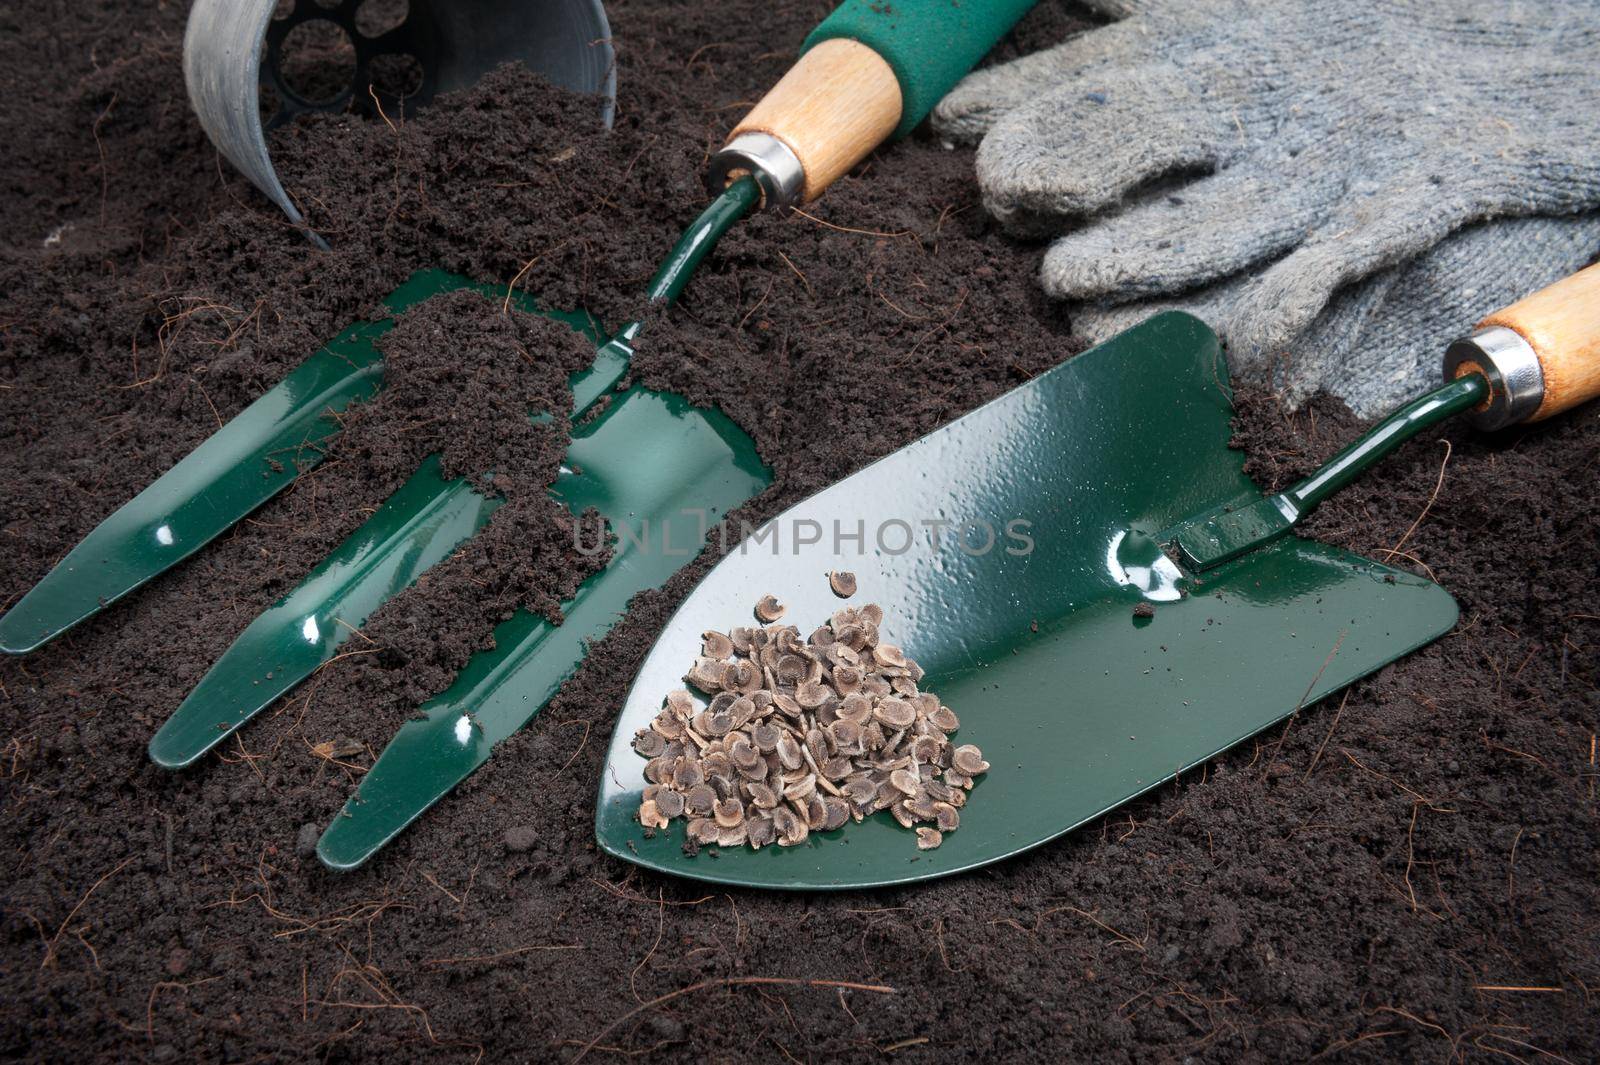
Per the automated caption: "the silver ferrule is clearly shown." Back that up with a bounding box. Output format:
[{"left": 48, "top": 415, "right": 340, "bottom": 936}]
[
  {"left": 706, "top": 131, "right": 805, "bottom": 210},
  {"left": 1442, "top": 325, "right": 1545, "bottom": 431}
]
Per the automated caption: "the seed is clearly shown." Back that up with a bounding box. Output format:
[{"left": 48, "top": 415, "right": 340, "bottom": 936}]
[
  {"left": 874, "top": 698, "right": 916, "bottom": 729},
  {"left": 685, "top": 784, "right": 717, "bottom": 817},
  {"left": 697, "top": 710, "right": 733, "bottom": 738},
  {"left": 688, "top": 657, "right": 725, "bottom": 692},
  {"left": 842, "top": 775, "right": 876, "bottom": 806},
  {"left": 656, "top": 790, "right": 686, "bottom": 819},
  {"left": 827, "top": 719, "right": 861, "bottom": 750},
  {"left": 643, "top": 757, "right": 671, "bottom": 785},
  {"left": 688, "top": 818, "right": 719, "bottom": 844},
  {"left": 832, "top": 664, "right": 863, "bottom": 693},
  {"left": 828, "top": 643, "right": 860, "bottom": 666},
  {"left": 952, "top": 744, "right": 990, "bottom": 776},
  {"left": 872, "top": 643, "right": 906, "bottom": 668},
  {"left": 861, "top": 722, "right": 887, "bottom": 751},
  {"left": 834, "top": 694, "right": 870, "bottom": 725},
  {"left": 890, "top": 801, "right": 917, "bottom": 829},
  {"left": 862, "top": 674, "right": 892, "bottom": 698},
  {"left": 798, "top": 794, "right": 824, "bottom": 830},
  {"left": 672, "top": 759, "right": 705, "bottom": 790},
  {"left": 751, "top": 723, "right": 781, "bottom": 752},
  {"left": 723, "top": 659, "right": 762, "bottom": 694},
  {"left": 783, "top": 773, "right": 818, "bottom": 801},
  {"left": 728, "top": 736, "right": 760, "bottom": 769},
  {"left": 775, "top": 654, "right": 809, "bottom": 686},
  {"left": 638, "top": 799, "right": 667, "bottom": 830},
  {"left": 772, "top": 806, "right": 807, "bottom": 847},
  {"left": 727, "top": 696, "right": 757, "bottom": 728},
  {"left": 775, "top": 732, "right": 804, "bottom": 771},
  {"left": 911, "top": 735, "right": 942, "bottom": 763},
  {"left": 632, "top": 570, "right": 984, "bottom": 853},
  {"left": 807, "top": 796, "right": 843, "bottom": 831},
  {"left": 746, "top": 816, "right": 776, "bottom": 849},
  {"left": 702, "top": 750, "right": 733, "bottom": 781},
  {"left": 713, "top": 798, "right": 745, "bottom": 828}
]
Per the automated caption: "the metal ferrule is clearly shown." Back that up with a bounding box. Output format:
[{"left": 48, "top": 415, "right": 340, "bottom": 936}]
[
  {"left": 1442, "top": 325, "right": 1545, "bottom": 431},
  {"left": 705, "top": 131, "right": 805, "bottom": 210}
]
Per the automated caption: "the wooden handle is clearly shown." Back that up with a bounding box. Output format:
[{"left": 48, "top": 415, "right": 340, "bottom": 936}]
[
  {"left": 1479, "top": 261, "right": 1600, "bottom": 421},
  {"left": 728, "top": 38, "right": 902, "bottom": 204}
]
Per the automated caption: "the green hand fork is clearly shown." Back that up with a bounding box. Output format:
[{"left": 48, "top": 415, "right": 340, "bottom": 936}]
[{"left": 132, "top": 1, "right": 1041, "bottom": 869}]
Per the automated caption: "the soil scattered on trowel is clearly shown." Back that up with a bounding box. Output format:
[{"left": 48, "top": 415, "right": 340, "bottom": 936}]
[{"left": 634, "top": 579, "right": 986, "bottom": 851}]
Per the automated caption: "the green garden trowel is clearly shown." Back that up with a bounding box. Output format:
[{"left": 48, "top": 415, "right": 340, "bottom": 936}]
[{"left": 595, "top": 265, "right": 1600, "bottom": 890}]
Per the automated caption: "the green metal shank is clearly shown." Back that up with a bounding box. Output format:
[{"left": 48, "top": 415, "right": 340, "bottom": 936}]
[{"left": 1170, "top": 373, "right": 1489, "bottom": 570}]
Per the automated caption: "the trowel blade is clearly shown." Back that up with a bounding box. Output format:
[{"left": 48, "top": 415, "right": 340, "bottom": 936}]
[{"left": 594, "top": 312, "right": 1458, "bottom": 890}]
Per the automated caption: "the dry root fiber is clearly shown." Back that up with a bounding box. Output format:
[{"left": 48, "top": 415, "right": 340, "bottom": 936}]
[{"left": 633, "top": 575, "right": 987, "bottom": 851}]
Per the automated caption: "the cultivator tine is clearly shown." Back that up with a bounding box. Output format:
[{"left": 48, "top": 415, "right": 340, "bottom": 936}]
[
  {"left": 0, "top": 271, "right": 476, "bottom": 656},
  {"left": 146, "top": 275, "right": 605, "bottom": 766},
  {"left": 148, "top": 455, "right": 502, "bottom": 768},
  {"left": 319, "top": 382, "right": 771, "bottom": 869}
]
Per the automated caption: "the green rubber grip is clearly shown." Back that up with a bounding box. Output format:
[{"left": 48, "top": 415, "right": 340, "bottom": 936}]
[{"left": 803, "top": 0, "right": 1038, "bottom": 139}]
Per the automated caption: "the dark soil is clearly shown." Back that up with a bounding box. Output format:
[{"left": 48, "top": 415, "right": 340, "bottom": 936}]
[{"left": 1, "top": 1, "right": 1596, "bottom": 1062}]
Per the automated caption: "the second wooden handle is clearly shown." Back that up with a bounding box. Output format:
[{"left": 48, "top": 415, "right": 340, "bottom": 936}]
[
  {"left": 728, "top": 38, "right": 902, "bottom": 205},
  {"left": 1479, "top": 261, "right": 1600, "bottom": 422}
]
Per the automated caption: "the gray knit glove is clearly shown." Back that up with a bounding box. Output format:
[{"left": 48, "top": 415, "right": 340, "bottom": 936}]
[{"left": 934, "top": 0, "right": 1600, "bottom": 414}]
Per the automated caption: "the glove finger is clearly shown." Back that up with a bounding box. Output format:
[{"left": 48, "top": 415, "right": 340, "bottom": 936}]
[
  {"left": 935, "top": 19, "right": 1149, "bottom": 145},
  {"left": 974, "top": 60, "right": 1231, "bottom": 229},
  {"left": 1070, "top": 276, "right": 1250, "bottom": 349},
  {"left": 1074, "top": 212, "right": 1600, "bottom": 417},
  {"left": 1219, "top": 181, "right": 1499, "bottom": 371},
  {"left": 1280, "top": 212, "right": 1600, "bottom": 416},
  {"left": 1038, "top": 144, "right": 1345, "bottom": 301}
]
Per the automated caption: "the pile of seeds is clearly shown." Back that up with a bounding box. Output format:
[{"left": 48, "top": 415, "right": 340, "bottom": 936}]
[{"left": 633, "top": 573, "right": 988, "bottom": 851}]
